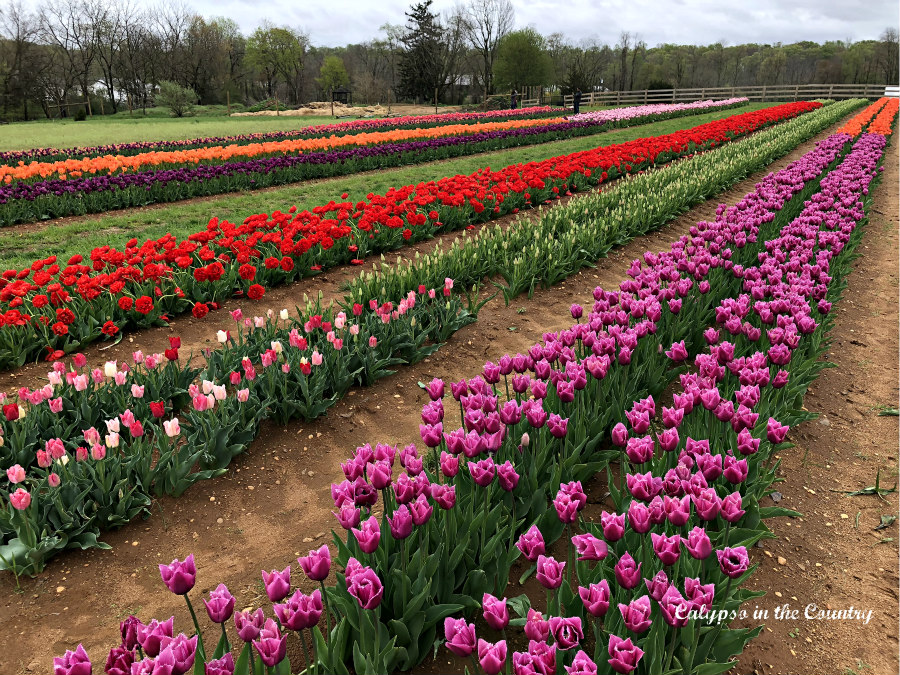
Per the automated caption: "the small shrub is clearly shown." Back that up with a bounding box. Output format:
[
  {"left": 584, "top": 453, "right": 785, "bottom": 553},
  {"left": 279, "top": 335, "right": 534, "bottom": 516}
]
[
  {"left": 73, "top": 107, "right": 87, "bottom": 122},
  {"left": 155, "top": 81, "right": 197, "bottom": 118}
]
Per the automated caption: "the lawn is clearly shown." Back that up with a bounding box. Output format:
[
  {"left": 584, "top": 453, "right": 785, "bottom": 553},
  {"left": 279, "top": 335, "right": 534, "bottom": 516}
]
[
  {"left": 0, "top": 103, "right": 777, "bottom": 270},
  {"left": 0, "top": 113, "right": 354, "bottom": 152}
]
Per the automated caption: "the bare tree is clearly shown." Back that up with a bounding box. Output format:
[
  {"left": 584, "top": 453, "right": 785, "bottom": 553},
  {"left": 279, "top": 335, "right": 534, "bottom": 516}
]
[
  {"left": 463, "top": 0, "right": 513, "bottom": 98},
  {"left": 877, "top": 27, "right": 899, "bottom": 84},
  {"left": 0, "top": 1, "right": 39, "bottom": 118}
]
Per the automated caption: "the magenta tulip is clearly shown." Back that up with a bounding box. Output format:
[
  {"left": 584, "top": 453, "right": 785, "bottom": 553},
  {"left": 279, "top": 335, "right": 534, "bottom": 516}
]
[
  {"left": 158, "top": 554, "right": 196, "bottom": 595},
  {"left": 549, "top": 616, "right": 584, "bottom": 650},
  {"left": 477, "top": 639, "right": 507, "bottom": 675},
  {"left": 444, "top": 617, "right": 476, "bottom": 657},
  {"left": 53, "top": 644, "right": 91, "bottom": 675},
  {"left": 608, "top": 635, "right": 644, "bottom": 674},
  {"left": 261, "top": 567, "right": 291, "bottom": 602},
  {"left": 482, "top": 593, "right": 509, "bottom": 630},
  {"left": 578, "top": 580, "right": 610, "bottom": 617},
  {"left": 524, "top": 609, "right": 550, "bottom": 642},
  {"left": 618, "top": 595, "right": 652, "bottom": 633},
  {"left": 535, "top": 554, "right": 565, "bottom": 589},
  {"left": 203, "top": 584, "right": 235, "bottom": 624}
]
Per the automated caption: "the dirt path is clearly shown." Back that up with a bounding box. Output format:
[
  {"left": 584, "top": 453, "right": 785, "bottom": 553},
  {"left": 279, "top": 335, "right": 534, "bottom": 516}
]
[
  {"left": 729, "top": 143, "right": 899, "bottom": 675},
  {"left": 0, "top": 117, "right": 869, "bottom": 674}
]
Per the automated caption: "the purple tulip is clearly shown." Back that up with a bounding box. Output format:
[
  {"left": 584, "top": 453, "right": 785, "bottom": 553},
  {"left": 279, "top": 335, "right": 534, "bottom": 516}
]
[
  {"left": 478, "top": 639, "right": 507, "bottom": 675},
  {"left": 347, "top": 565, "right": 384, "bottom": 609},
  {"left": 651, "top": 532, "right": 682, "bottom": 566},
  {"left": 482, "top": 593, "right": 509, "bottom": 630},
  {"left": 692, "top": 488, "right": 722, "bottom": 521},
  {"left": 658, "top": 585, "right": 691, "bottom": 628},
  {"left": 549, "top": 616, "right": 584, "bottom": 650},
  {"left": 137, "top": 617, "right": 174, "bottom": 657},
  {"left": 368, "top": 459, "right": 393, "bottom": 490},
  {"left": 665, "top": 340, "right": 688, "bottom": 362},
  {"left": 570, "top": 303, "right": 583, "bottom": 319},
  {"left": 578, "top": 580, "right": 610, "bottom": 617},
  {"left": 410, "top": 493, "right": 434, "bottom": 525},
  {"left": 388, "top": 504, "right": 414, "bottom": 539},
  {"left": 419, "top": 423, "right": 443, "bottom": 447},
  {"left": 736, "top": 428, "right": 761, "bottom": 455},
  {"left": 104, "top": 647, "right": 133, "bottom": 675},
  {"left": 627, "top": 500, "right": 651, "bottom": 534},
  {"left": 613, "top": 552, "right": 641, "bottom": 589},
  {"left": 204, "top": 652, "right": 235, "bottom": 675},
  {"left": 469, "top": 456, "right": 496, "bottom": 486},
  {"left": 431, "top": 483, "right": 456, "bottom": 510},
  {"left": 120, "top": 615, "right": 142, "bottom": 651},
  {"left": 766, "top": 417, "right": 790, "bottom": 443},
  {"left": 600, "top": 511, "right": 625, "bottom": 541},
  {"left": 527, "top": 640, "right": 556, "bottom": 674},
  {"left": 565, "top": 650, "right": 598, "bottom": 675},
  {"left": 554, "top": 491, "right": 580, "bottom": 524},
  {"left": 625, "top": 436, "right": 654, "bottom": 464},
  {"left": 158, "top": 633, "right": 197, "bottom": 675},
  {"left": 444, "top": 617, "right": 477, "bottom": 657},
  {"left": 571, "top": 533, "right": 608, "bottom": 561},
  {"left": 524, "top": 609, "right": 550, "bottom": 641},
  {"left": 717, "top": 546, "right": 750, "bottom": 579},
  {"left": 158, "top": 554, "right": 196, "bottom": 595},
  {"left": 234, "top": 608, "right": 266, "bottom": 643},
  {"left": 440, "top": 451, "right": 459, "bottom": 477},
  {"left": 685, "top": 577, "right": 716, "bottom": 614},
  {"left": 608, "top": 635, "right": 644, "bottom": 674},
  {"left": 682, "top": 526, "right": 713, "bottom": 560},
  {"left": 618, "top": 595, "right": 652, "bottom": 633},
  {"left": 351, "top": 516, "right": 382, "bottom": 554},
  {"left": 426, "top": 378, "right": 445, "bottom": 400},
  {"left": 626, "top": 472, "right": 661, "bottom": 501},
  {"left": 721, "top": 491, "right": 746, "bottom": 523},
  {"left": 696, "top": 453, "right": 723, "bottom": 482},
  {"left": 261, "top": 566, "right": 291, "bottom": 602},
  {"left": 253, "top": 619, "right": 287, "bottom": 668},
  {"left": 274, "top": 588, "right": 323, "bottom": 631},
  {"left": 611, "top": 423, "right": 628, "bottom": 447},
  {"left": 723, "top": 454, "right": 748, "bottom": 484},
  {"left": 535, "top": 554, "right": 565, "bottom": 589},
  {"left": 299, "top": 544, "right": 332, "bottom": 582},
  {"left": 644, "top": 569, "right": 670, "bottom": 601},
  {"left": 333, "top": 505, "right": 361, "bottom": 529},
  {"left": 203, "top": 583, "right": 235, "bottom": 624},
  {"left": 53, "top": 644, "right": 91, "bottom": 675},
  {"left": 547, "top": 414, "right": 568, "bottom": 438},
  {"left": 497, "top": 461, "right": 520, "bottom": 491},
  {"left": 663, "top": 494, "right": 691, "bottom": 527},
  {"left": 511, "top": 651, "right": 540, "bottom": 675}
]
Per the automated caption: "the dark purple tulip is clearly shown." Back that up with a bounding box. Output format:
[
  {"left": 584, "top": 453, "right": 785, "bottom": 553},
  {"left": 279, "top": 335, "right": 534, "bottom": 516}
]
[
  {"left": 53, "top": 644, "right": 92, "bottom": 675},
  {"left": 261, "top": 566, "right": 291, "bottom": 602},
  {"left": 158, "top": 554, "right": 196, "bottom": 595},
  {"left": 234, "top": 608, "right": 266, "bottom": 643},
  {"left": 444, "top": 617, "right": 477, "bottom": 657},
  {"left": 104, "top": 646, "right": 133, "bottom": 675},
  {"left": 717, "top": 546, "right": 751, "bottom": 578},
  {"left": 120, "top": 615, "right": 142, "bottom": 651}
]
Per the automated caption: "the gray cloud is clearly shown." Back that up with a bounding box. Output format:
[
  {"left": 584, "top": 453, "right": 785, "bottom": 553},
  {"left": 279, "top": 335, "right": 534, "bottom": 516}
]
[{"left": 189, "top": 0, "right": 898, "bottom": 46}]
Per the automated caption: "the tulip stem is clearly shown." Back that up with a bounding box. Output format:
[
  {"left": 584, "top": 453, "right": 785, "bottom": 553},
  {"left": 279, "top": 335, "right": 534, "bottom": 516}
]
[
  {"left": 299, "top": 629, "right": 312, "bottom": 675},
  {"left": 319, "top": 582, "right": 332, "bottom": 669},
  {"left": 663, "top": 628, "right": 678, "bottom": 672},
  {"left": 689, "top": 576, "right": 733, "bottom": 674},
  {"left": 565, "top": 523, "right": 573, "bottom": 590},
  {"left": 722, "top": 521, "right": 732, "bottom": 548},
  {"left": 183, "top": 594, "right": 206, "bottom": 660},
  {"left": 221, "top": 621, "right": 231, "bottom": 655}
]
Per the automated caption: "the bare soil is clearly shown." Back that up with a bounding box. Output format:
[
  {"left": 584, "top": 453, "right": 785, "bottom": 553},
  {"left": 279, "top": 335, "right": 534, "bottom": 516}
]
[{"left": 1, "top": 118, "right": 896, "bottom": 675}]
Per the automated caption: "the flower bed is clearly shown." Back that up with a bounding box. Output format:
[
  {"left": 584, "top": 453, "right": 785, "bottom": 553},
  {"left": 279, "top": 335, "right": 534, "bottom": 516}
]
[
  {"left": 0, "top": 101, "right": 823, "bottom": 369},
  {"left": 569, "top": 98, "right": 748, "bottom": 124},
  {"left": 45, "top": 127, "right": 889, "bottom": 675}
]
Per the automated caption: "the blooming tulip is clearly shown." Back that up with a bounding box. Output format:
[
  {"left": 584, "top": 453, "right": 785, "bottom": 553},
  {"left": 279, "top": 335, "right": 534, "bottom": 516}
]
[
  {"left": 477, "top": 639, "right": 507, "bottom": 675},
  {"left": 571, "top": 533, "right": 608, "bottom": 561},
  {"left": 159, "top": 554, "right": 196, "bottom": 595},
  {"left": 608, "top": 635, "right": 644, "bottom": 674},
  {"left": 53, "top": 644, "right": 91, "bottom": 675},
  {"left": 234, "top": 608, "right": 265, "bottom": 643},
  {"left": 613, "top": 552, "right": 641, "bottom": 589},
  {"left": 274, "top": 588, "right": 323, "bottom": 631},
  {"left": 444, "top": 617, "right": 476, "bottom": 657},
  {"left": 579, "top": 579, "right": 610, "bottom": 617},
  {"left": 261, "top": 567, "right": 291, "bottom": 603},
  {"left": 618, "top": 595, "right": 652, "bottom": 633},
  {"left": 549, "top": 616, "right": 584, "bottom": 650},
  {"left": 516, "top": 525, "right": 545, "bottom": 561},
  {"left": 299, "top": 545, "right": 331, "bottom": 582},
  {"left": 717, "top": 546, "right": 750, "bottom": 579},
  {"left": 535, "top": 554, "right": 565, "bottom": 589},
  {"left": 137, "top": 617, "right": 174, "bottom": 657},
  {"left": 203, "top": 584, "right": 235, "bottom": 624},
  {"left": 253, "top": 619, "right": 287, "bottom": 668},
  {"left": 524, "top": 609, "right": 550, "bottom": 642}
]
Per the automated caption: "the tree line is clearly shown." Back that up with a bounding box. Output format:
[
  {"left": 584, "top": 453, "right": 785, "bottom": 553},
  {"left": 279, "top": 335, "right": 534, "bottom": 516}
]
[{"left": 0, "top": 0, "right": 896, "bottom": 121}]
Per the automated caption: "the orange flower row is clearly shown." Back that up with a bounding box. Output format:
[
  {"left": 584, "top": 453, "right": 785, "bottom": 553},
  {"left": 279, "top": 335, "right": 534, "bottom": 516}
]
[
  {"left": 867, "top": 97, "right": 899, "bottom": 136},
  {"left": 0, "top": 117, "right": 566, "bottom": 183},
  {"left": 836, "top": 97, "right": 890, "bottom": 136}
]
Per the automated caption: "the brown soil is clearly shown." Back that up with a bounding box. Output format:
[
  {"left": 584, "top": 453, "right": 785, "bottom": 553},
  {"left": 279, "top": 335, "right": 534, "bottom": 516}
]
[{"left": 1, "top": 117, "right": 896, "bottom": 675}]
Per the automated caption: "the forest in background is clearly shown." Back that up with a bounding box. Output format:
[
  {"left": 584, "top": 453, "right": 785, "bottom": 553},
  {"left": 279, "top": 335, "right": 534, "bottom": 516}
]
[{"left": 0, "top": 0, "right": 897, "bottom": 121}]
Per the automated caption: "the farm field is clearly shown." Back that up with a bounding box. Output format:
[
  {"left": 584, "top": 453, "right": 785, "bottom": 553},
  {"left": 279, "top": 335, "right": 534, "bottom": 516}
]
[{"left": 0, "top": 97, "right": 897, "bottom": 675}]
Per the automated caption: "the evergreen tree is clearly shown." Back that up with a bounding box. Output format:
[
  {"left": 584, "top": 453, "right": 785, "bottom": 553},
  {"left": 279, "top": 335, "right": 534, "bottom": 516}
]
[{"left": 397, "top": 0, "right": 441, "bottom": 102}]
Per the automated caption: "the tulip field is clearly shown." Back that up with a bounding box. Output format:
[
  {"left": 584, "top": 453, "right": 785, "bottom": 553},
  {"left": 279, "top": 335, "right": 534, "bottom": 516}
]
[{"left": 0, "top": 96, "right": 897, "bottom": 675}]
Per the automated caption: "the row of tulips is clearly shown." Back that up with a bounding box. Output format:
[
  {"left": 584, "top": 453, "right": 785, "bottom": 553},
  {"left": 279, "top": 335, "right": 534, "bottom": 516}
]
[
  {"left": 0, "top": 101, "right": 821, "bottom": 368},
  {"left": 0, "top": 281, "right": 483, "bottom": 576},
  {"left": 836, "top": 96, "right": 891, "bottom": 135},
  {"left": 0, "top": 100, "right": 754, "bottom": 228},
  {"left": 348, "top": 99, "right": 863, "bottom": 303},
  {"left": 47, "top": 120, "right": 889, "bottom": 675},
  {"left": 568, "top": 98, "right": 748, "bottom": 124},
  {"left": 867, "top": 97, "right": 899, "bottom": 135},
  {"left": 0, "top": 107, "right": 568, "bottom": 164}
]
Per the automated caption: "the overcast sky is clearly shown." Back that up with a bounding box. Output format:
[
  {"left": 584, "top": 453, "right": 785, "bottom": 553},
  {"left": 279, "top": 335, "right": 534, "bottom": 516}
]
[{"left": 188, "top": 0, "right": 898, "bottom": 47}]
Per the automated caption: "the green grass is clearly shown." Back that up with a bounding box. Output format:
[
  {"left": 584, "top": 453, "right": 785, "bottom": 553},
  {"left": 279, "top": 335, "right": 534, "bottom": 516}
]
[
  {"left": 0, "top": 114, "right": 356, "bottom": 152},
  {"left": 0, "top": 103, "right": 778, "bottom": 270}
]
